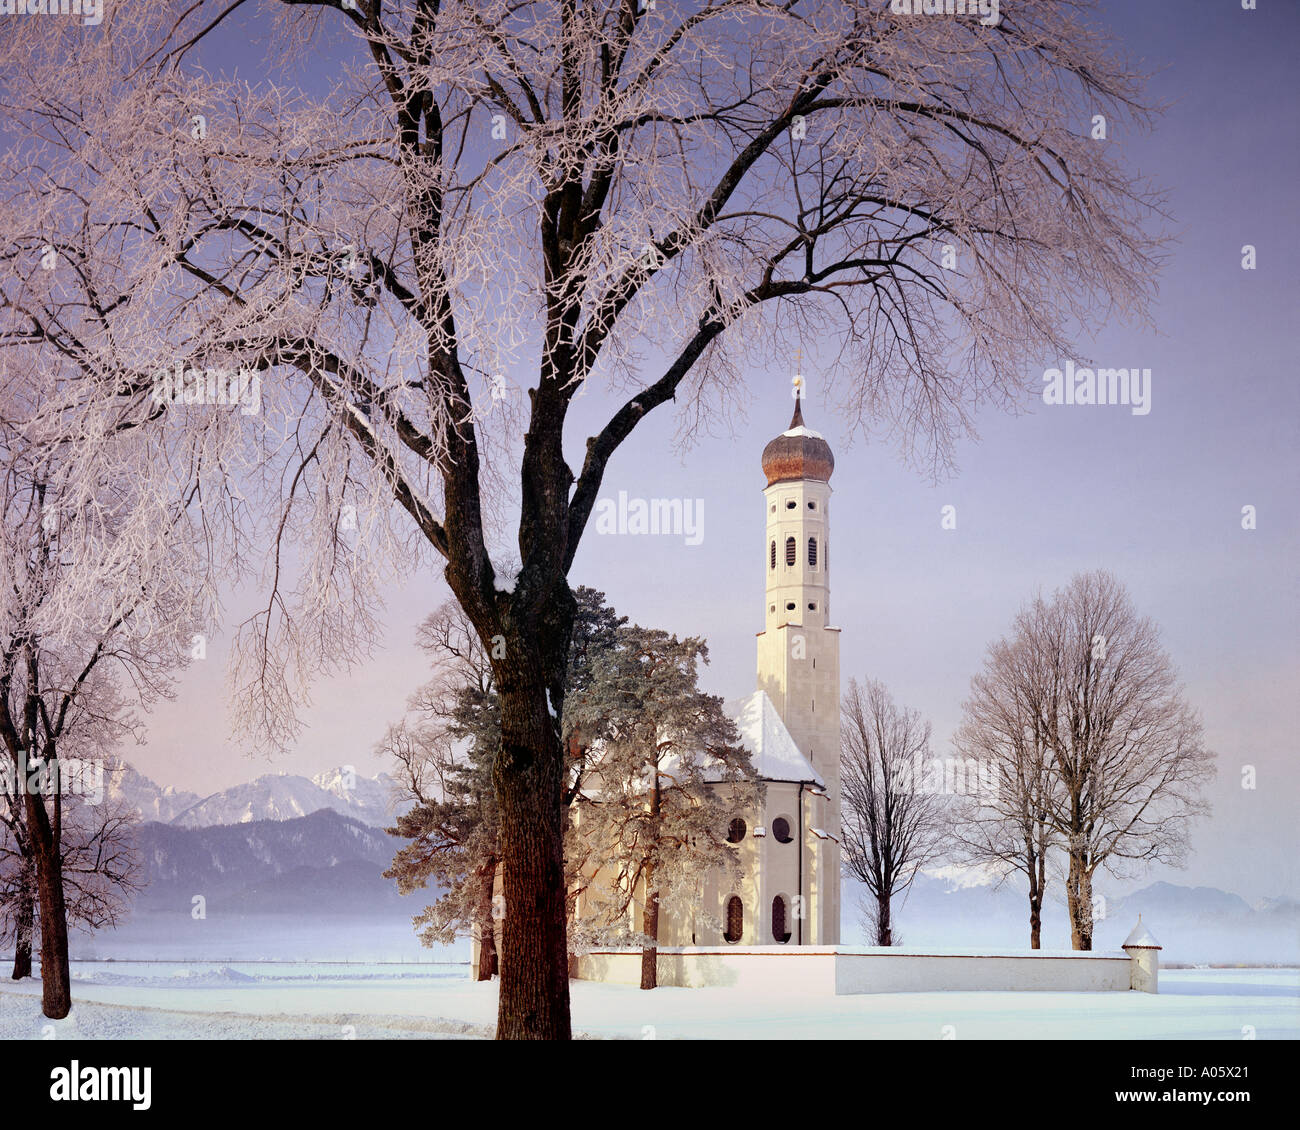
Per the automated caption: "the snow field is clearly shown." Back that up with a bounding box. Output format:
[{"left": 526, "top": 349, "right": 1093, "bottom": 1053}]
[{"left": 0, "top": 964, "right": 1294, "bottom": 1040}]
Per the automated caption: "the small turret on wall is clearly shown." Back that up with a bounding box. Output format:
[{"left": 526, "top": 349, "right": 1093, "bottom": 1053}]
[{"left": 1123, "top": 916, "right": 1162, "bottom": 993}]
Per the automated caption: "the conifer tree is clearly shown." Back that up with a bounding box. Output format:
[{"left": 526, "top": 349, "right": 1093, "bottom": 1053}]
[
  {"left": 566, "top": 627, "right": 757, "bottom": 989},
  {"left": 386, "top": 587, "right": 624, "bottom": 979}
]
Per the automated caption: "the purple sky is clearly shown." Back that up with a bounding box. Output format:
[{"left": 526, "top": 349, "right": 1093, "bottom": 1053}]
[{"left": 128, "top": 1, "right": 1299, "bottom": 902}]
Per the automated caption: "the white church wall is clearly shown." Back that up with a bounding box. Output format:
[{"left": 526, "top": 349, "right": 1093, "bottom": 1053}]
[
  {"left": 572, "top": 946, "right": 1136, "bottom": 994},
  {"left": 574, "top": 947, "right": 839, "bottom": 992},
  {"left": 831, "top": 948, "right": 1132, "bottom": 994}
]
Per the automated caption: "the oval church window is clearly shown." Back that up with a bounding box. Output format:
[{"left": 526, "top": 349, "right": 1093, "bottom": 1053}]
[
  {"left": 724, "top": 896, "right": 744, "bottom": 944},
  {"left": 772, "top": 816, "right": 793, "bottom": 843},
  {"left": 726, "top": 817, "right": 747, "bottom": 843},
  {"left": 772, "top": 896, "right": 791, "bottom": 944}
]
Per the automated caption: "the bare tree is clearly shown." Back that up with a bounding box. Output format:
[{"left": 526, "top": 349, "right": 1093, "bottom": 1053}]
[
  {"left": 0, "top": 414, "right": 200, "bottom": 1016},
  {"left": 840, "top": 677, "right": 944, "bottom": 946},
  {"left": 954, "top": 575, "right": 1216, "bottom": 950},
  {"left": 0, "top": 1, "right": 1165, "bottom": 1036},
  {"left": 1039, "top": 572, "right": 1213, "bottom": 948},
  {"left": 0, "top": 786, "right": 34, "bottom": 978},
  {"left": 384, "top": 599, "right": 503, "bottom": 982},
  {"left": 1, "top": 791, "right": 143, "bottom": 980},
  {"left": 952, "top": 628, "right": 1060, "bottom": 948}
]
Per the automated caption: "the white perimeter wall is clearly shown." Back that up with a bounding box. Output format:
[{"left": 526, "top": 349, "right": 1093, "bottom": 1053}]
[{"left": 573, "top": 946, "right": 1134, "bottom": 994}]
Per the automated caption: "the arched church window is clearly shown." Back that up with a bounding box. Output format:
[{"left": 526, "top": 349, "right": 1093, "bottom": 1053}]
[
  {"left": 772, "top": 817, "right": 793, "bottom": 844},
  {"left": 772, "top": 896, "right": 791, "bottom": 944},
  {"left": 726, "top": 818, "right": 746, "bottom": 843},
  {"left": 769, "top": 540, "right": 776, "bottom": 570},
  {"left": 724, "top": 896, "right": 744, "bottom": 944},
  {"left": 785, "top": 536, "right": 796, "bottom": 566},
  {"left": 808, "top": 537, "right": 817, "bottom": 567}
]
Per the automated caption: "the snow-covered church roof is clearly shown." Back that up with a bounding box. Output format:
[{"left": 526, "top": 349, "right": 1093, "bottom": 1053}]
[
  {"left": 572, "top": 690, "right": 822, "bottom": 796},
  {"left": 722, "top": 691, "right": 824, "bottom": 787}
]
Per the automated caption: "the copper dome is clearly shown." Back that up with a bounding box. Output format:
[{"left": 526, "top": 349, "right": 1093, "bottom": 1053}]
[{"left": 761, "top": 396, "right": 834, "bottom": 486}]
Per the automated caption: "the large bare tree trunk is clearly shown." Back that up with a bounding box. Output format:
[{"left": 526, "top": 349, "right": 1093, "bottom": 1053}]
[
  {"left": 23, "top": 783, "right": 70, "bottom": 1018},
  {"left": 11, "top": 853, "right": 34, "bottom": 980},
  {"left": 493, "top": 676, "right": 571, "bottom": 1040}
]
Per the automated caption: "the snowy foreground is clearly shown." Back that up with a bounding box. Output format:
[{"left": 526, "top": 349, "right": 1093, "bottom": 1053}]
[{"left": 1, "top": 963, "right": 1296, "bottom": 1040}]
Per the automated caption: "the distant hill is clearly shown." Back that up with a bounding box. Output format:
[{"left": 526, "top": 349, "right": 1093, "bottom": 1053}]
[{"left": 132, "top": 808, "right": 425, "bottom": 915}]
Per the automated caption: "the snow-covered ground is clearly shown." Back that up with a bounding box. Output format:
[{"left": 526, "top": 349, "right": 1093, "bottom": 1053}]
[{"left": 0, "top": 963, "right": 1294, "bottom": 1040}]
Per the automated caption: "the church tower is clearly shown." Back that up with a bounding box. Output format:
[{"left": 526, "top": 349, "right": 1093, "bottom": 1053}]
[{"left": 755, "top": 391, "right": 842, "bottom": 944}]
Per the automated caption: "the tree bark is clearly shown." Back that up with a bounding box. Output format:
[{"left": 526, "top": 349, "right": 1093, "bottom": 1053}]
[
  {"left": 876, "top": 893, "right": 892, "bottom": 947},
  {"left": 23, "top": 782, "right": 70, "bottom": 1018},
  {"left": 641, "top": 868, "right": 658, "bottom": 991},
  {"left": 11, "top": 853, "right": 34, "bottom": 980},
  {"left": 474, "top": 860, "right": 498, "bottom": 982},
  {"left": 492, "top": 677, "right": 571, "bottom": 1040},
  {"left": 1066, "top": 852, "right": 1094, "bottom": 951},
  {"left": 1027, "top": 836, "right": 1044, "bottom": 950}
]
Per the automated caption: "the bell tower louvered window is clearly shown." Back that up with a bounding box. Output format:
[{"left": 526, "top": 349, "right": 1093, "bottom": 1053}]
[
  {"left": 808, "top": 537, "right": 817, "bottom": 567},
  {"left": 724, "top": 896, "right": 744, "bottom": 944},
  {"left": 769, "top": 540, "right": 776, "bottom": 570},
  {"left": 785, "top": 536, "right": 796, "bottom": 566}
]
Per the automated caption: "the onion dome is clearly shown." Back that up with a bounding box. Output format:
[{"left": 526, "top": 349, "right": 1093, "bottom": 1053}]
[{"left": 760, "top": 394, "right": 834, "bottom": 486}]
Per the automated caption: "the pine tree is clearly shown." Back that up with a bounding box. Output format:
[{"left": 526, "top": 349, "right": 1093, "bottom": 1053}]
[
  {"left": 385, "top": 587, "right": 625, "bottom": 979},
  {"left": 566, "top": 628, "right": 757, "bottom": 989}
]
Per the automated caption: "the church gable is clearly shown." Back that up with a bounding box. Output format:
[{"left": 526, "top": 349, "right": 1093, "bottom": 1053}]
[{"left": 725, "top": 691, "right": 824, "bottom": 787}]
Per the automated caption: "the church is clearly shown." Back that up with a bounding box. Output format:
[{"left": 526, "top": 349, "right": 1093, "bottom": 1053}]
[
  {"left": 473, "top": 392, "right": 844, "bottom": 977},
  {"left": 576, "top": 390, "right": 843, "bottom": 950}
]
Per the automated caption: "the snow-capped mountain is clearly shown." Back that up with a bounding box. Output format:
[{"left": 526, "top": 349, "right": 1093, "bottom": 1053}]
[
  {"left": 102, "top": 756, "right": 202, "bottom": 824},
  {"left": 170, "top": 767, "right": 402, "bottom": 829},
  {"left": 102, "top": 760, "right": 405, "bottom": 829},
  {"left": 311, "top": 766, "right": 399, "bottom": 825}
]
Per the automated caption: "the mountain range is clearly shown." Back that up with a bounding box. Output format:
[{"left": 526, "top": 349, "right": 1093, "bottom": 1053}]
[
  {"left": 104, "top": 757, "right": 403, "bottom": 829},
  {"left": 131, "top": 807, "right": 414, "bottom": 915}
]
